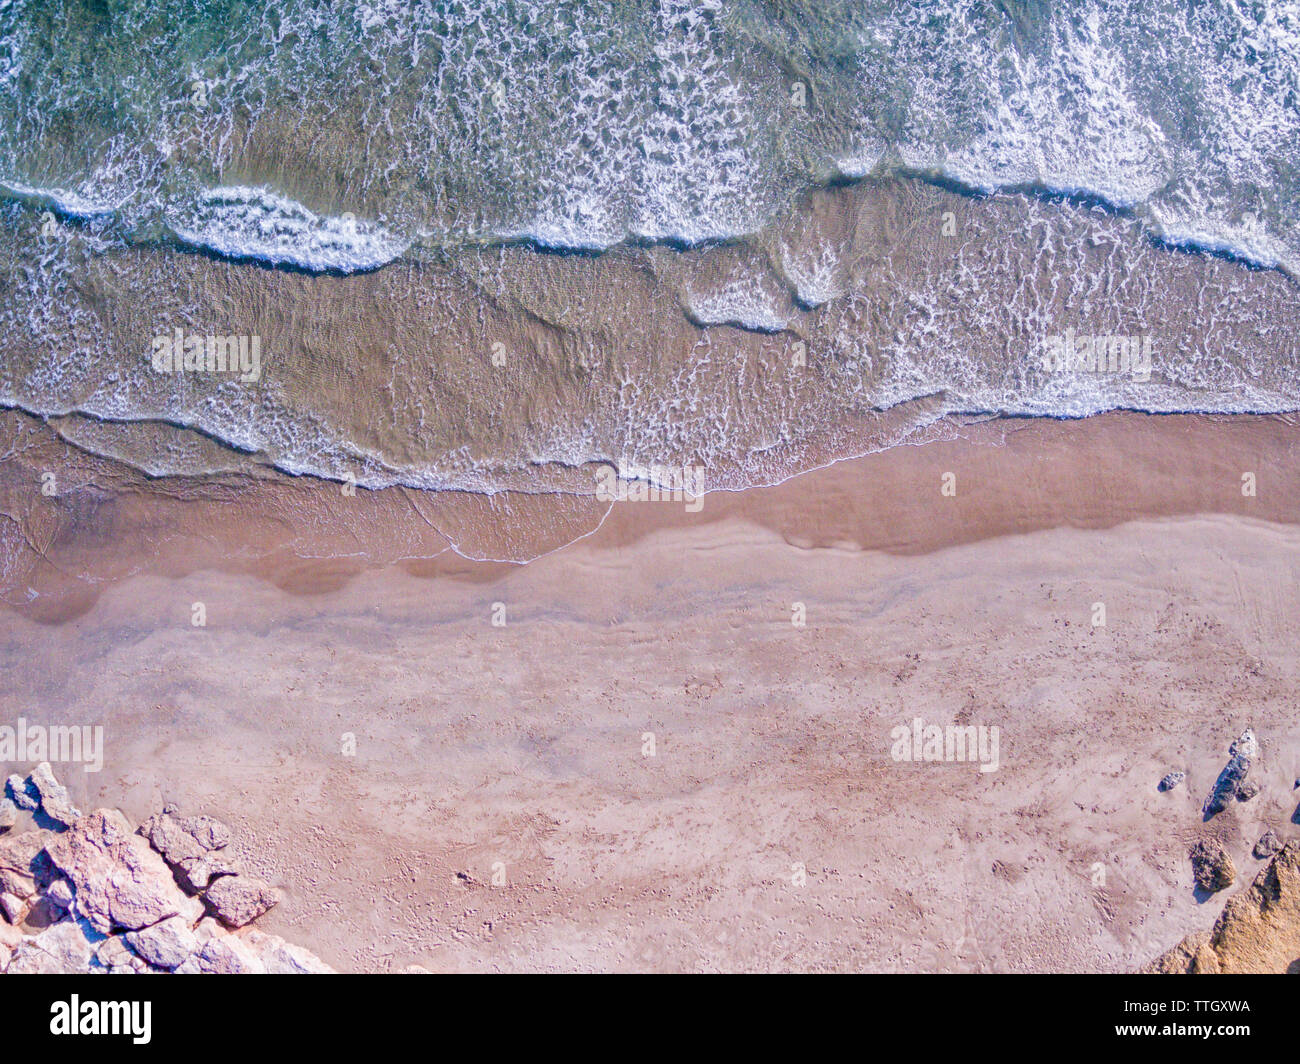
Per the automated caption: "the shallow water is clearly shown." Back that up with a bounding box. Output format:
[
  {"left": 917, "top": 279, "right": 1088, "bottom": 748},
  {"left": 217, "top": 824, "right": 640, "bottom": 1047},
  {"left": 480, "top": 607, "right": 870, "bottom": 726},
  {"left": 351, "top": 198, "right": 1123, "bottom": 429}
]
[{"left": 1, "top": 2, "right": 1298, "bottom": 494}]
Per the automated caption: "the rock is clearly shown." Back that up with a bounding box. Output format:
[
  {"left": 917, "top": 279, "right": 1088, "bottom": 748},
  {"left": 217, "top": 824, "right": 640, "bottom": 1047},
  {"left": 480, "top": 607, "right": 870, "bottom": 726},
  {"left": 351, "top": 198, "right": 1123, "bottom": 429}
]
[
  {"left": 3, "top": 938, "right": 61, "bottom": 973},
  {"left": 192, "top": 916, "right": 226, "bottom": 943},
  {"left": 29, "top": 762, "right": 81, "bottom": 827},
  {"left": 196, "top": 934, "right": 265, "bottom": 974},
  {"left": 260, "top": 940, "right": 333, "bottom": 975},
  {"left": 0, "top": 891, "right": 27, "bottom": 924},
  {"left": 94, "top": 934, "right": 135, "bottom": 969},
  {"left": 173, "top": 956, "right": 202, "bottom": 974},
  {"left": 1204, "top": 730, "right": 1257, "bottom": 817},
  {"left": 5, "top": 774, "right": 38, "bottom": 812},
  {"left": 244, "top": 928, "right": 334, "bottom": 974},
  {"left": 1145, "top": 843, "right": 1300, "bottom": 973},
  {"left": 1237, "top": 779, "right": 1261, "bottom": 802},
  {"left": 179, "top": 855, "right": 239, "bottom": 893},
  {"left": 138, "top": 811, "right": 206, "bottom": 863},
  {"left": 24, "top": 893, "right": 67, "bottom": 930},
  {"left": 46, "top": 877, "right": 75, "bottom": 910},
  {"left": 1232, "top": 729, "right": 1259, "bottom": 759},
  {"left": 0, "top": 919, "right": 23, "bottom": 950},
  {"left": 125, "top": 914, "right": 199, "bottom": 970},
  {"left": 5, "top": 916, "right": 105, "bottom": 974},
  {"left": 179, "top": 815, "right": 231, "bottom": 852},
  {"left": 44, "top": 809, "right": 203, "bottom": 934},
  {"left": 1190, "top": 839, "right": 1236, "bottom": 893},
  {"left": 1158, "top": 771, "right": 1185, "bottom": 792},
  {"left": 0, "top": 797, "right": 17, "bottom": 832},
  {"left": 1252, "top": 830, "right": 1283, "bottom": 860},
  {"left": 0, "top": 827, "right": 54, "bottom": 902},
  {"left": 204, "top": 874, "right": 280, "bottom": 928},
  {"left": 138, "top": 810, "right": 236, "bottom": 892}
]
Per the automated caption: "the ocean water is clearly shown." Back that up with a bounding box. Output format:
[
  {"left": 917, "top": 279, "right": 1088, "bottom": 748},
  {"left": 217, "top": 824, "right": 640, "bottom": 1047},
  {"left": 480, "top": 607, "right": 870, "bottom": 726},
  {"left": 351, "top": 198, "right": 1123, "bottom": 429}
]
[{"left": 0, "top": 0, "right": 1298, "bottom": 494}]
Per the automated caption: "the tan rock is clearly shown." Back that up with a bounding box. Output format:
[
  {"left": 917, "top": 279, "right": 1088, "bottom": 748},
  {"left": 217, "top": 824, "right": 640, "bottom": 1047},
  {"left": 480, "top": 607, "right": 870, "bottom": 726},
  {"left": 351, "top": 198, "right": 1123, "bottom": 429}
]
[
  {"left": 45, "top": 877, "right": 75, "bottom": 910},
  {"left": 94, "top": 934, "right": 135, "bottom": 969},
  {"left": 5, "top": 775, "right": 37, "bottom": 812},
  {"left": 196, "top": 934, "right": 265, "bottom": 974},
  {"left": 29, "top": 762, "right": 81, "bottom": 827},
  {"left": 4, "top": 917, "right": 104, "bottom": 973},
  {"left": 1189, "top": 838, "right": 1235, "bottom": 894},
  {"left": 1144, "top": 842, "right": 1300, "bottom": 973},
  {"left": 0, "top": 891, "right": 28, "bottom": 924},
  {"left": 0, "top": 919, "right": 22, "bottom": 949},
  {"left": 138, "top": 810, "right": 236, "bottom": 891},
  {"left": 204, "top": 874, "right": 280, "bottom": 928},
  {"left": 44, "top": 809, "right": 201, "bottom": 934},
  {"left": 125, "top": 914, "right": 199, "bottom": 970},
  {"left": 0, "top": 828, "right": 54, "bottom": 900},
  {"left": 1253, "top": 829, "right": 1284, "bottom": 860},
  {"left": 244, "top": 928, "right": 334, "bottom": 973}
]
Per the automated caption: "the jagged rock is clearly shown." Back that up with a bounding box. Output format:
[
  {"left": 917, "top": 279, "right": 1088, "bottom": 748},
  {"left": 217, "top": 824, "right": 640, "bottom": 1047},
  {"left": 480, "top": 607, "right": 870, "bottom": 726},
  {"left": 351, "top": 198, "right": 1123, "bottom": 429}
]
[
  {"left": 125, "top": 914, "right": 199, "bottom": 970},
  {"left": 1158, "top": 771, "right": 1184, "bottom": 792},
  {"left": 5, "top": 774, "right": 38, "bottom": 812},
  {"left": 179, "top": 815, "right": 231, "bottom": 852},
  {"left": 139, "top": 810, "right": 236, "bottom": 892},
  {"left": 1232, "top": 729, "right": 1259, "bottom": 759},
  {"left": 1204, "top": 730, "right": 1257, "bottom": 817},
  {"left": 94, "top": 934, "right": 135, "bottom": 969},
  {"left": 196, "top": 934, "right": 265, "bottom": 974},
  {"left": 46, "top": 877, "right": 75, "bottom": 910},
  {"left": 4, "top": 916, "right": 105, "bottom": 974},
  {"left": 244, "top": 928, "right": 334, "bottom": 974},
  {"left": 193, "top": 916, "right": 226, "bottom": 943},
  {"left": 0, "top": 919, "right": 22, "bottom": 950},
  {"left": 0, "top": 828, "right": 53, "bottom": 901},
  {"left": 29, "top": 762, "right": 81, "bottom": 827},
  {"left": 24, "top": 893, "right": 67, "bottom": 930},
  {"left": 205, "top": 874, "right": 280, "bottom": 928},
  {"left": 173, "top": 956, "right": 202, "bottom": 974},
  {"left": 0, "top": 891, "right": 27, "bottom": 924},
  {"left": 0, "top": 923, "right": 21, "bottom": 974},
  {"left": 4, "top": 938, "right": 60, "bottom": 973},
  {"left": 1254, "top": 830, "right": 1284, "bottom": 860},
  {"left": 0, "top": 797, "right": 17, "bottom": 832},
  {"left": 260, "top": 939, "right": 333, "bottom": 975},
  {"left": 0, "top": 803, "right": 323, "bottom": 975},
  {"left": 1146, "top": 842, "right": 1300, "bottom": 973},
  {"left": 44, "top": 809, "right": 202, "bottom": 934},
  {"left": 1237, "top": 779, "right": 1261, "bottom": 802},
  {"left": 1190, "top": 839, "right": 1236, "bottom": 893},
  {"left": 0, "top": 868, "right": 34, "bottom": 902}
]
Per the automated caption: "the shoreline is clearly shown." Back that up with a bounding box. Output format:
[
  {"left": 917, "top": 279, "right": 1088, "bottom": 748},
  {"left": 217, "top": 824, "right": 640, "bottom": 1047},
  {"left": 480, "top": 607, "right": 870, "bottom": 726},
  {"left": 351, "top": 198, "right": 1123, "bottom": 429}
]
[{"left": 3, "top": 409, "right": 1297, "bottom": 616}]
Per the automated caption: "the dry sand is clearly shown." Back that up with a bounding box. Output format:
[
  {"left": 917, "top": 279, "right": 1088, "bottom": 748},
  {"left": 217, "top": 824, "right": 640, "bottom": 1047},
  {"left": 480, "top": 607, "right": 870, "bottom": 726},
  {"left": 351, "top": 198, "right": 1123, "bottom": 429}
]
[{"left": 2, "top": 411, "right": 1299, "bottom": 971}]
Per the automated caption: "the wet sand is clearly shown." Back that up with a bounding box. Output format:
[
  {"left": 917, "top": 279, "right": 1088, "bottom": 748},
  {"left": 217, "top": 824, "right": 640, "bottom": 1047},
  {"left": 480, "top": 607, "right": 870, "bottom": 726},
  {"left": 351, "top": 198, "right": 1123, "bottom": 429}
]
[{"left": 2, "top": 410, "right": 1299, "bottom": 970}]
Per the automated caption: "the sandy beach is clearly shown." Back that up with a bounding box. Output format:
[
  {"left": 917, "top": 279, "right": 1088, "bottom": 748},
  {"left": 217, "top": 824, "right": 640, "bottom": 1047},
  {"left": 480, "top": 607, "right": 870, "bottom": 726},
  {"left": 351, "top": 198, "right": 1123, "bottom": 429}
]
[{"left": 3, "top": 409, "right": 1298, "bottom": 971}]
